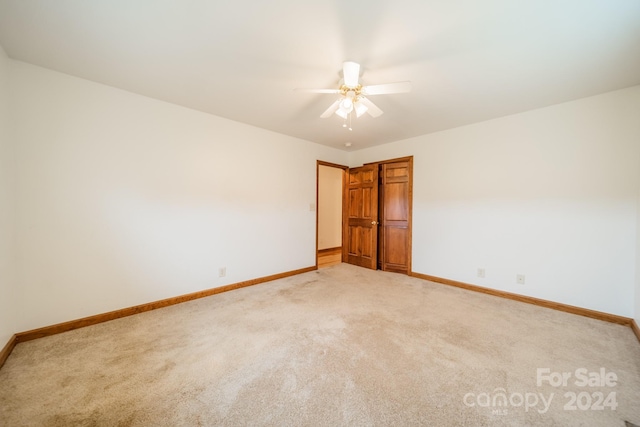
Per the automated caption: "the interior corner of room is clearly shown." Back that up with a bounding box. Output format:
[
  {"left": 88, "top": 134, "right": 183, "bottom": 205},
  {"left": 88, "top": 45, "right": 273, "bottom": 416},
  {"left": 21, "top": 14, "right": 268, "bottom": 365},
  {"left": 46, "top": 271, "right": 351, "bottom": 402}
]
[
  {"left": 1, "top": 3, "right": 640, "bottom": 374},
  {"left": 1, "top": 51, "right": 640, "bottom": 369}
]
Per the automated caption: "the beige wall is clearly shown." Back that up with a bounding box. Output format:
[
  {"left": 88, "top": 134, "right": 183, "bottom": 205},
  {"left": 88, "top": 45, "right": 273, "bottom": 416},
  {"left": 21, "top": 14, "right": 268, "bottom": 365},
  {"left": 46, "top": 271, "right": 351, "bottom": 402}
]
[
  {"left": 0, "top": 43, "right": 17, "bottom": 346},
  {"left": 351, "top": 86, "right": 640, "bottom": 317},
  {"left": 636, "top": 150, "right": 640, "bottom": 326},
  {"left": 9, "top": 60, "right": 349, "bottom": 332},
  {"left": 318, "top": 165, "right": 343, "bottom": 250}
]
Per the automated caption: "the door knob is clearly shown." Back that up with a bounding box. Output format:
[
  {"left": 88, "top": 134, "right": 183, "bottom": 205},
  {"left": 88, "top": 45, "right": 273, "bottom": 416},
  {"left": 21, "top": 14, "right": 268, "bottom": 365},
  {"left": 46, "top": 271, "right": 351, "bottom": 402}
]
[{"left": 371, "top": 221, "right": 379, "bottom": 225}]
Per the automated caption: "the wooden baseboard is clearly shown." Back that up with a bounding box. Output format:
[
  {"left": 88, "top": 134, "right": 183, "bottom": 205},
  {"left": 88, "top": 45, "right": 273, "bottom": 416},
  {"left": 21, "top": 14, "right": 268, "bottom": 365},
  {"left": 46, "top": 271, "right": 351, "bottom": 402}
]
[
  {"left": 410, "top": 272, "right": 633, "bottom": 327},
  {"left": 14, "top": 266, "right": 316, "bottom": 345},
  {"left": 631, "top": 319, "right": 640, "bottom": 344},
  {"left": 4, "top": 267, "right": 637, "bottom": 368},
  {"left": 318, "top": 246, "right": 342, "bottom": 256},
  {"left": 0, "top": 334, "right": 17, "bottom": 370}
]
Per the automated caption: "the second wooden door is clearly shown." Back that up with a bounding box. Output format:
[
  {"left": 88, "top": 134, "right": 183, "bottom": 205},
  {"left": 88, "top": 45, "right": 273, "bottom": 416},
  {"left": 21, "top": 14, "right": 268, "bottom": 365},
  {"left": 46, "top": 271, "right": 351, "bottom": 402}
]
[{"left": 378, "top": 161, "right": 411, "bottom": 274}]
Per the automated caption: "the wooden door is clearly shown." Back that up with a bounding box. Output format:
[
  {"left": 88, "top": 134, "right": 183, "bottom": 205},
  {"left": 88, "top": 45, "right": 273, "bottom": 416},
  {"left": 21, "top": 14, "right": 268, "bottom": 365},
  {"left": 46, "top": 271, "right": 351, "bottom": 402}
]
[
  {"left": 346, "top": 165, "right": 379, "bottom": 269},
  {"left": 379, "top": 161, "right": 411, "bottom": 273}
]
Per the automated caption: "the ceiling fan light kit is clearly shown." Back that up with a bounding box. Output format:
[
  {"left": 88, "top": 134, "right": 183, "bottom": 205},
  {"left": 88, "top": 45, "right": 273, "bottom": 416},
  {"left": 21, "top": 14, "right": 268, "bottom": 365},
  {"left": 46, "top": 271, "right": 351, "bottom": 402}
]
[
  {"left": 354, "top": 101, "right": 368, "bottom": 117},
  {"left": 296, "top": 61, "right": 412, "bottom": 130}
]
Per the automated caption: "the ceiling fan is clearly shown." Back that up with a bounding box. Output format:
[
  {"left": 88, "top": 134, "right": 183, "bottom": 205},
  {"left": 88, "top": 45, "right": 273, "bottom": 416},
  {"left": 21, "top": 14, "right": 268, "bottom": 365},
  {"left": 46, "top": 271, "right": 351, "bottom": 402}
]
[{"left": 296, "top": 61, "right": 411, "bottom": 124}]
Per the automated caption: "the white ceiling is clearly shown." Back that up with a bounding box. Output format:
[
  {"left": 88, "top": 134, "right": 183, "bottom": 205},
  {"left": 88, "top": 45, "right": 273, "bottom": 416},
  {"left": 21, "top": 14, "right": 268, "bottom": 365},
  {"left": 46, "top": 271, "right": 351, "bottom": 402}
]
[{"left": 1, "top": 1, "right": 639, "bottom": 151}]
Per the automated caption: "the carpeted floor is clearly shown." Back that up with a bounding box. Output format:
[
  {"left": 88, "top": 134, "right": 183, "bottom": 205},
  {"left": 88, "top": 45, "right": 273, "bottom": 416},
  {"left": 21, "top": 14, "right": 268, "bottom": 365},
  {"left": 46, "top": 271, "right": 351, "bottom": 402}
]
[{"left": 1, "top": 263, "right": 639, "bottom": 426}]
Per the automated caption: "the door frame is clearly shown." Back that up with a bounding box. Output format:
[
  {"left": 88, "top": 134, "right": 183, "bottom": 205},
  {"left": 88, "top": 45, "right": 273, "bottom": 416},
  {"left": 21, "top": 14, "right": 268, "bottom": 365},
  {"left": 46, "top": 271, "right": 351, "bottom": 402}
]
[
  {"left": 315, "top": 156, "right": 412, "bottom": 274},
  {"left": 316, "top": 160, "right": 349, "bottom": 268}
]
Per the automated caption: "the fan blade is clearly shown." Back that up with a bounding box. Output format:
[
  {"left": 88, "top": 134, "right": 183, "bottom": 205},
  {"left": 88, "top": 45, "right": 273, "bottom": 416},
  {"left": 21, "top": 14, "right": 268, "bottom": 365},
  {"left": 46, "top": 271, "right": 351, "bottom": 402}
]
[
  {"left": 343, "top": 61, "right": 360, "bottom": 87},
  {"left": 294, "top": 88, "right": 341, "bottom": 94},
  {"left": 320, "top": 99, "right": 341, "bottom": 118},
  {"left": 361, "top": 81, "right": 412, "bottom": 95},
  {"left": 359, "top": 97, "right": 383, "bottom": 117}
]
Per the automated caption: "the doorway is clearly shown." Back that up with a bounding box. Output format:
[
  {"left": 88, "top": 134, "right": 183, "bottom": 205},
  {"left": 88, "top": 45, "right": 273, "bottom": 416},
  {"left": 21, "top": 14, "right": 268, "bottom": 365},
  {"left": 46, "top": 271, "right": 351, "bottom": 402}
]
[
  {"left": 316, "top": 161, "right": 348, "bottom": 268},
  {"left": 316, "top": 156, "right": 413, "bottom": 274}
]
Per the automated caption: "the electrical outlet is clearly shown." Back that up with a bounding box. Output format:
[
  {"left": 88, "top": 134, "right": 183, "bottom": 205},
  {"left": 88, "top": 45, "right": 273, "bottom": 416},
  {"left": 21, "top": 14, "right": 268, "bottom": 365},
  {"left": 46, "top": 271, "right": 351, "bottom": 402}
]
[
  {"left": 516, "top": 274, "right": 525, "bottom": 285},
  {"left": 219, "top": 267, "right": 226, "bottom": 278},
  {"left": 477, "top": 268, "right": 485, "bottom": 278}
]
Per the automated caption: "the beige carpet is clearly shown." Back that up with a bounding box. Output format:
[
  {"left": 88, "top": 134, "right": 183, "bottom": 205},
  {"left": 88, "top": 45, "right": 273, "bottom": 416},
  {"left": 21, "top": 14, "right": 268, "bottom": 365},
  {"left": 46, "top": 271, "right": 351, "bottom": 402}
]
[{"left": 1, "top": 264, "right": 639, "bottom": 426}]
